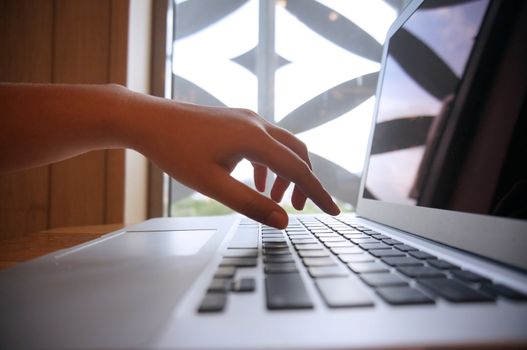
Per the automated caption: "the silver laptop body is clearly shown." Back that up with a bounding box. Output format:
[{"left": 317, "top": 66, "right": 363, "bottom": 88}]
[{"left": 1, "top": 0, "right": 526, "bottom": 349}]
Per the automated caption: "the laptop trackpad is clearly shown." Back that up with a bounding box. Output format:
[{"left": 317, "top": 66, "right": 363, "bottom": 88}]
[{"left": 55, "top": 229, "right": 216, "bottom": 261}]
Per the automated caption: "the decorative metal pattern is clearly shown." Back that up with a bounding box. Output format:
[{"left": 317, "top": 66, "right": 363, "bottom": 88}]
[{"left": 169, "top": 0, "right": 463, "bottom": 213}]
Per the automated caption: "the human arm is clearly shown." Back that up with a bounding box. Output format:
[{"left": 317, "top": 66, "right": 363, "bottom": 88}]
[{"left": 0, "top": 83, "right": 339, "bottom": 228}]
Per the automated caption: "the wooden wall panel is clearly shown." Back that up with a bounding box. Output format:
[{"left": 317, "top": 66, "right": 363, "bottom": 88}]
[
  {"left": 0, "top": 0, "right": 129, "bottom": 237},
  {"left": 48, "top": 0, "right": 112, "bottom": 228},
  {"left": 0, "top": 0, "right": 54, "bottom": 240}
]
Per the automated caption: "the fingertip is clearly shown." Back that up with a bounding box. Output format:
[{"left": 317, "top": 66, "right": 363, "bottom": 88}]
[{"left": 265, "top": 210, "right": 288, "bottom": 229}]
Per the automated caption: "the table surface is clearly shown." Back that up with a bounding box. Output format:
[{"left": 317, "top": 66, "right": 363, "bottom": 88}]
[{"left": 0, "top": 223, "right": 124, "bottom": 270}]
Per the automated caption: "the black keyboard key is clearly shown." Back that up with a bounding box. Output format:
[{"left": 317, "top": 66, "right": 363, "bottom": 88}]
[
  {"left": 382, "top": 238, "right": 403, "bottom": 245},
  {"left": 308, "top": 266, "right": 349, "bottom": 278},
  {"left": 382, "top": 256, "right": 423, "bottom": 267},
  {"left": 348, "top": 261, "right": 389, "bottom": 273},
  {"left": 349, "top": 238, "right": 378, "bottom": 244},
  {"left": 298, "top": 250, "right": 330, "bottom": 258},
  {"left": 231, "top": 278, "right": 256, "bottom": 292},
  {"left": 263, "top": 248, "right": 291, "bottom": 255},
  {"left": 315, "top": 277, "right": 374, "bottom": 308},
  {"left": 262, "top": 238, "right": 286, "bottom": 243},
  {"left": 338, "top": 253, "right": 374, "bottom": 263},
  {"left": 220, "top": 257, "right": 257, "bottom": 267},
  {"left": 262, "top": 242, "right": 288, "bottom": 249},
  {"left": 264, "top": 262, "right": 298, "bottom": 274},
  {"left": 263, "top": 255, "right": 294, "bottom": 264},
  {"left": 359, "top": 242, "right": 391, "bottom": 250},
  {"left": 418, "top": 278, "right": 494, "bottom": 302},
  {"left": 330, "top": 247, "right": 363, "bottom": 255},
  {"left": 370, "top": 249, "right": 406, "bottom": 258},
  {"left": 343, "top": 233, "right": 369, "bottom": 240},
  {"left": 266, "top": 273, "right": 313, "bottom": 309},
  {"left": 409, "top": 251, "right": 437, "bottom": 260},
  {"left": 394, "top": 244, "right": 418, "bottom": 252},
  {"left": 198, "top": 293, "right": 227, "bottom": 313},
  {"left": 324, "top": 241, "right": 355, "bottom": 248},
  {"left": 428, "top": 259, "right": 460, "bottom": 270},
  {"left": 318, "top": 237, "right": 347, "bottom": 243},
  {"left": 291, "top": 238, "right": 318, "bottom": 244},
  {"left": 295, "top": 243, "right": 324, "bottom": 250},
  {"left": 451, "top": 270, "right": 491, "bottom": 283},
  {"left": 377, "top": 286, "right": 434, "bottom": 305},
  {"left": 478, "top": 283, "right": 527, "bottom": 300},
  {"left": 361, "top": 272, "right": 408, "bottom": 287},
  {"left": 302, "top": 257, "right": 337, "bottom": 267},
  {"left": 397, "top": 266, "right": 446, "bottom": 278}
]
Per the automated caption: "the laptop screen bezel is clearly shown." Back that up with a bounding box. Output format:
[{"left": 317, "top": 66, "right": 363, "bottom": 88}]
[{"left": 355, "top": 0, "right": 527, "bottom": 271}]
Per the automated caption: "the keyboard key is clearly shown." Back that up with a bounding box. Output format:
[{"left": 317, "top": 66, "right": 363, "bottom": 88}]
[
  {"left": 264, "top": 262, "right": 298, "bottom": 274},
  {"left": 428, "top": 259, "right": 460, "bottom": 270},
  {"left": 370, "top": 234, "right": 390, "bottom": 240},
  {"left": 318, "top": 237, "right": 347, "bottom": 243},
  {"left": 361, "top": 272, "right": 408, "bottom": 287},
  {"left": 397, "top": 266, "right": 446, "bottom": 278},
  {"left": 324, "top": 241, "right": 355, "bottom": 248},
  {"left": 418, "top": 278, "right": 494, "bottom": 302},
  {"left": 451, "top": 270, "right": 491, "bottom": 283},
  {"left": 315, "top": 277, "right": 374, "bottom": 308},
  {"left": 308, "top": 266, "right": 349, "bottom": 278},
  {"left": 478, "top": 283, "right": 527, "bottom": 300},
  {"left": 343, "top": 234, "right": 369, "bottom": 240},
  {"left": 263, "top": 248, "right": 291, "bottom": 255},
  {"left": 295, "top": 243, "right": 324, "bottom": 250},
  {"left": 330, "top": 247, "right": 363, "bottom": 255},
  {"left": 262, "top": 238, "right": 286, "bottom": 243},
  {"left": 298, "top": 250, "right": 330, "bottom": 258},
  {"left": 266, "top": 273, "right": 313, "bottom": 309},
  {"left": 291, "top": 238, "right": 318, "bottom": 244},
  {"left": 394, "top": 244, "right": 418, "bottom": 252},
  {"left": 370, "top": 249, "right": 406, "bottom": 258},
  {"left": 229, "top": 227, "right": 258, "bottom": 249},
  {"left": 382, "top": 256, "right": 423, "bottom": 267},
  {"left": 214, "top": 266, "right": 236, "bottom": 278},
  {"left": 208, "top": 278, "right": 232, "bottom": 292},
  {"left": 348, "top": 261, "right": 389, "bottom": 274},
  {"left": 377, "top": 286, "right": 434, "bottom": 305},
  {"left": 409, "top": 251, "right": 437, "bottom": 260},
  {"left": 198, "top": 293, "right": 227, "bottom": 313},
  {"left": 224, "top": 249, "right": 258, "bottom": 258},
  {"left": 338, "top": 253, "right": 375, "bottom": 263},
  {"left": 360, "top": 242, "right": 391, "bottom": 250},
  {"left": 263, "top": 255, "right": 294, "bottom": 263},
  {"left": 231, "top": 278, "right": 256, "bottom": 292},
  {"left": 382, "top": 238, "right": 403, "bottom": 245},
  {"left": 220, "top": 257, "right": 257, "bottom": 267},
  {"left": 262, "top": 242, "right": 288, "bottom": 249},
  {"left": 349, "top": 238, "right": 378, "bottom": 244},
  {"left": 302, "top": 257, "right": 337, "bottom": 267}
]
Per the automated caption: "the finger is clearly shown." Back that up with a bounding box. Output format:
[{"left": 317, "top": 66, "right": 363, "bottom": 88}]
[
  {"left": 205, "top": 167, "right": 289, "bottom": 228},
  {"left": 291, "top": 186, "right": 307, "bottom": 210},
  {"left": 270, "top": 176, "right": 290, "bottom": 202},
  {"left": 266, "top": 127, "right": 311, "bottom": 207},
  {"left": 246, "top": 132, "right": 340, "bottom": 215},
  {"left": 252, "top": 162, "right": 267, "bottom": 192}
]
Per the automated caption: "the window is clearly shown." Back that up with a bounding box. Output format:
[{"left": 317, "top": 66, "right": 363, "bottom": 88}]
[{"left": 168, "top": 0, "right": 406, "bottom": 216}]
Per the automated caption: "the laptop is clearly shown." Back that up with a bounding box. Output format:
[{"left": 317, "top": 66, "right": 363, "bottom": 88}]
[{"left": 1, "top": 0, "right": 526, "bottom": 348}]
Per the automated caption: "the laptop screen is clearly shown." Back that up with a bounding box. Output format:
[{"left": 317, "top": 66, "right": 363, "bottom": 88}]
[{"left": 362, "top": 0, "right": 525, "bottom": 221}]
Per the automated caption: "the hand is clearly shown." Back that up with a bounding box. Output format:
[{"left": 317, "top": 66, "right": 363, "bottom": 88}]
[{"left": 123, "top": 92, "right": 340, "bottom": 228}]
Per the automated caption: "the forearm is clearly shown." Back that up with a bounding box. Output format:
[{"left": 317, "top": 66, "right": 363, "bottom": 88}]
[{"left": 0, "top": 83, "right": 130, "bottom": 172}]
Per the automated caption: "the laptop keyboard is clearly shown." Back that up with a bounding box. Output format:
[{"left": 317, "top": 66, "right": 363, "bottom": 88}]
[{"left": 198, "top": 216, "right": 527, "bottom": 313}]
